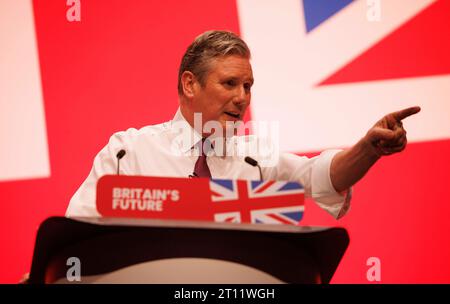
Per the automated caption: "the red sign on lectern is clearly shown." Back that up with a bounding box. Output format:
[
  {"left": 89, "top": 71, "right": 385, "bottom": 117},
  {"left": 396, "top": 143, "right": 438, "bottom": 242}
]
[{"left": 96, "top": 175, "right": 304, "bottom": 225}]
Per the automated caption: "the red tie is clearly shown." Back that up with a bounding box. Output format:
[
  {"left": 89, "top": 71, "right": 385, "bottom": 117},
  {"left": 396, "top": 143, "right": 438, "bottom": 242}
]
[{"left": 194, "top": 138, "right": 212, "bottom": 178}]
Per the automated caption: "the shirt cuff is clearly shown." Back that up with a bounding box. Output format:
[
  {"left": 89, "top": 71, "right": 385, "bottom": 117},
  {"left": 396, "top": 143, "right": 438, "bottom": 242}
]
[{"left": 311, "top": 149, "right": 352, "bottom": 219}]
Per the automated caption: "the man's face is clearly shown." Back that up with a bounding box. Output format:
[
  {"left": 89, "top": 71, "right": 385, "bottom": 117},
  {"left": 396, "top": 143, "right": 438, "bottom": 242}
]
[{"left": 191, "top": 55, "right": 254, "bottom": 135}]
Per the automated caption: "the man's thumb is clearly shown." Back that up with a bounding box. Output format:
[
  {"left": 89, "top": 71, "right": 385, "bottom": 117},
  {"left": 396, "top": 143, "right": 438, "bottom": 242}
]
[{"left": 368, "top": 127, "right": 395, "bottom": 142}]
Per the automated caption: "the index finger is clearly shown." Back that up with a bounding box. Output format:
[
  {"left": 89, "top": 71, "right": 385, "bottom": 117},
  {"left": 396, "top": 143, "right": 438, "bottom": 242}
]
[{"left": 392, "top": 106, "right": 421, "bottom": 121}]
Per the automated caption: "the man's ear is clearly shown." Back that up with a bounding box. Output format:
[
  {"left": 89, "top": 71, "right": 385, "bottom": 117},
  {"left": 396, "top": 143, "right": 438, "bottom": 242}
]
[{"left": 181, "top": 71, "right": 197, "bottom": 99}]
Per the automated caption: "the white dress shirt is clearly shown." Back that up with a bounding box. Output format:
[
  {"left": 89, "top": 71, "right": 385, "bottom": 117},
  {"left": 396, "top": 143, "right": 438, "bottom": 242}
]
[{"left": 66, "top": 109, "right": 351, "bottom": 219}]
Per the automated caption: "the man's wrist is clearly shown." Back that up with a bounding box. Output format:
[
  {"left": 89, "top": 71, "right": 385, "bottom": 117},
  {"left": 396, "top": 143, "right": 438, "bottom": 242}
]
[{"left": 359, "top": 136, "right": 382, "bottom": 162}]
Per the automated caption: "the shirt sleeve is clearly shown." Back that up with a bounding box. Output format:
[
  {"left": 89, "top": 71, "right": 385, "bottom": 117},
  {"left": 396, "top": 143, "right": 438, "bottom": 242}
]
[
  {"left": 65, "top": 131, "right": 134, "bottom": 217},
  {"left": 310, "top": 149, "right": 352, "bottom": 219},
  {"left": 262, "top": 149, "right": 351, "bottom": 219}
]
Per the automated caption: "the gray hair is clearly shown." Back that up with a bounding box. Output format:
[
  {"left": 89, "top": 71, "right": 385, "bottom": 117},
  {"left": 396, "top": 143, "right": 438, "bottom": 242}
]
[{"left": 177, "top": 30, "right": 251, "bottom": 95}]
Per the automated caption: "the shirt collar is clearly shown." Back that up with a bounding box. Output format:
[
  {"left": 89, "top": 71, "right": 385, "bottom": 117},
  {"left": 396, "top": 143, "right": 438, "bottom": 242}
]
[
  {"left": 171, "top": 108, "right": 203, "bottom": 153},
  {"left": 171, "top": 108, "right": 226, "bottom": 156}
]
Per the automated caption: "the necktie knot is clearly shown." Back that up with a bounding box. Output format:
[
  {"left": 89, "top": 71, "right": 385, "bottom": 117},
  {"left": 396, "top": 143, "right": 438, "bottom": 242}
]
[
  {"left": 199, "top": 138, "right": 213, "bottom": 156},
  {"left": 193, "top": 138, "right": 212, "bottom": 178}
]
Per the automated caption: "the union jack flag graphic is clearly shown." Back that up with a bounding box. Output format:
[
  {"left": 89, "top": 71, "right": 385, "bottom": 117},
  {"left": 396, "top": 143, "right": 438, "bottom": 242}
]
[
  {"left": 237, "top": 0, "right": 449, "bottom": 152},
  {"left": 210, "top": 179, "right": 304, "bottom": 224}
]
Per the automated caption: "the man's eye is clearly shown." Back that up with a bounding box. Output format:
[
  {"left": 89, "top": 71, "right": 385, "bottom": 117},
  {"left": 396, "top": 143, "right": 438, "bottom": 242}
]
[{"left": 226, "top": 80, "right": 236, "bottom": 86}]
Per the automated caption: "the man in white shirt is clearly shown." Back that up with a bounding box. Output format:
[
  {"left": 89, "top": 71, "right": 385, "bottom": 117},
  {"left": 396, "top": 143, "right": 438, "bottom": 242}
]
[{"left": 66, "top": 30, "right": 420, "bottom": 219}]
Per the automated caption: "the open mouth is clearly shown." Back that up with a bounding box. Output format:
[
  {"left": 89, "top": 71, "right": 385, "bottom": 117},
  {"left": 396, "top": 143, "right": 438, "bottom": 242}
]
[{"left": 224, "top": 111, "right": 241, "bottom": 119}]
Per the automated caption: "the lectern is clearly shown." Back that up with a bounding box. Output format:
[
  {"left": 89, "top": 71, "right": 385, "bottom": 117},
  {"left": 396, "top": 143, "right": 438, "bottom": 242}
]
[{"left": 28, "top": 217, "right": 349, "bottom": 284}]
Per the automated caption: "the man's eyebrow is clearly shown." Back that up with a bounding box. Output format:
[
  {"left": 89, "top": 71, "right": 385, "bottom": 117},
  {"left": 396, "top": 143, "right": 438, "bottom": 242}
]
[
  {"left": 243, "top": 77, "right": 254, "bottom": 86},
  {"left": 220, "top": 75, "right": 254, "bottom": 84}
]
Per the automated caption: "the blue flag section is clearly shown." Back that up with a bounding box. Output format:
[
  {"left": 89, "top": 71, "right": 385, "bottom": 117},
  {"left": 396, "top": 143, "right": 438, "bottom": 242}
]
[{"left": 302, "top": 0, "right": 354, "bottom": 32}]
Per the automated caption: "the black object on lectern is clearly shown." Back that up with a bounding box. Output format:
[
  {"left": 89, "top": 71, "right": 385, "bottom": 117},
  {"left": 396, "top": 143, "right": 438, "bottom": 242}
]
[{"left": 28, "top": 217, "right": 349, "bottom": 284}]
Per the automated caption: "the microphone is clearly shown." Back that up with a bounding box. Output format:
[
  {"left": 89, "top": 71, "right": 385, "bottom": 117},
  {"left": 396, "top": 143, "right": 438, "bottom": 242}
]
[
  {"left": 244, "top": 156, "right": 263, "bottom": 180},
  {"left": 116, "top": 149, "right": 126, "bottom": 175},
  {"left": 188, "top": 172, "right": 199, "bottom": 178}
]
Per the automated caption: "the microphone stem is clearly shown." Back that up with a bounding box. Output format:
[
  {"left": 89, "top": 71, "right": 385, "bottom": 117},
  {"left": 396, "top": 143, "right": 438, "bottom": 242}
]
[{"left": 116, "top": 149, "right": 126, "bottom": 175}]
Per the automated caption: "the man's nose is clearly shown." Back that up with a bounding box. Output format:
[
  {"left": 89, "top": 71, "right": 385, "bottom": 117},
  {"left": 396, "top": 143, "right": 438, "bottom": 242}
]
[{"left": 233, "top": 85, "right": 250, "bottom": 106}]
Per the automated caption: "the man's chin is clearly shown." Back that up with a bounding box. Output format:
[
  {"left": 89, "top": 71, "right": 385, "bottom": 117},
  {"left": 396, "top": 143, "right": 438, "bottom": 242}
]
[
  {"left": 203, "top": 122, "right": 239, "bottom": 138},
  {"left": 224, "top": 119, "right": 245, "bottom": 134}
]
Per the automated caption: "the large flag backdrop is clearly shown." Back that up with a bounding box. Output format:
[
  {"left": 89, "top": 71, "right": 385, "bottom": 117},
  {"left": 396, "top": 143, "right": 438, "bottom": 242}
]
[{"left": 0, "top": 0, "right": 449, "bottom": 283}]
